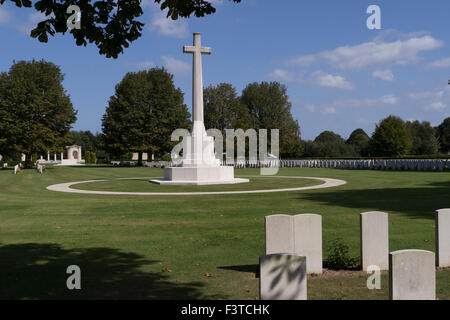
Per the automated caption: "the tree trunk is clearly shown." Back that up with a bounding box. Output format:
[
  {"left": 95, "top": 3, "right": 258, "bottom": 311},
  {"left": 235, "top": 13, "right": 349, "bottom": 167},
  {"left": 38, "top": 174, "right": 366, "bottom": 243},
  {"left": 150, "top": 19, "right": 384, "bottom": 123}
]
[
  {"left": 137, "top": 152, "right": 143, "bottom": 166},
  {"left": 25, "top": 153, "right": 33, "bottom": 169}
]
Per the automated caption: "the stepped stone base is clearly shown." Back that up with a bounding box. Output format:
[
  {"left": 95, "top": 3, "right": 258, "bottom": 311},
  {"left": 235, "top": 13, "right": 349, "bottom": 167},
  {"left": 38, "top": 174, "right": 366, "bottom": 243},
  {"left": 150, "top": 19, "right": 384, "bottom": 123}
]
[{"left": 150, "top": 166, "right": 249, "bottom": 185}]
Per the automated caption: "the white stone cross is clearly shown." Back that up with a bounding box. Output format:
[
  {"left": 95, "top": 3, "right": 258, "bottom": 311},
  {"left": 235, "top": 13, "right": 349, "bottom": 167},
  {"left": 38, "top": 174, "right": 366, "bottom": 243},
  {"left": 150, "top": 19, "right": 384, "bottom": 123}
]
[{"left": 183, "top": 32, "right": 211, "bottom": 124}]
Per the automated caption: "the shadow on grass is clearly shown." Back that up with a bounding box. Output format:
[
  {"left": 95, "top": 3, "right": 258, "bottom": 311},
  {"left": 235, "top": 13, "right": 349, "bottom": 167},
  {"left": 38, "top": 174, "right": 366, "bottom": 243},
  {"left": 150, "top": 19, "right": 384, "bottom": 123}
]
[
  {"left": 300, "top": 180, "right": 450, "bottom": 220},
  {"left": 0, "top": 243, "right": 223, "bottom": 300},
  {"left": 218, "top": 264, "right": 260, "bottom": 278}
]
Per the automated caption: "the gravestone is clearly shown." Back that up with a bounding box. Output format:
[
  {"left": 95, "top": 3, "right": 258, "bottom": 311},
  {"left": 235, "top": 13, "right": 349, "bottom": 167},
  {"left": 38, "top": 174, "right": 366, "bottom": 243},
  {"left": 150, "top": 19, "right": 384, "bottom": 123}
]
[
  {"left": 436, "top": 209, "right": 450, "bottom": 267},
  {"left": 293, "top": 214, "right": 322, "bottom": 274},
  {"left": 259, "top": 254, "right": 307, "bottom": 300},
  {"left": 360, "top": 211, "right": 389, "bottom": 271},
  {"left": 389, "top": 249, "right": 435, "bottom": 300},
  {"left": 265, "top": 215, "right": 294, "bottom": 254}
]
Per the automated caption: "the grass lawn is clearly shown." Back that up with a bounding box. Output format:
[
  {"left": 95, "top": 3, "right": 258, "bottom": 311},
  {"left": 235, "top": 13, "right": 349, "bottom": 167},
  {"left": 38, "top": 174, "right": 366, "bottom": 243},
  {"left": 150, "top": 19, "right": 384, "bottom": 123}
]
[{"left": 0, "top": 166, "right": 449, "bottom": 300}]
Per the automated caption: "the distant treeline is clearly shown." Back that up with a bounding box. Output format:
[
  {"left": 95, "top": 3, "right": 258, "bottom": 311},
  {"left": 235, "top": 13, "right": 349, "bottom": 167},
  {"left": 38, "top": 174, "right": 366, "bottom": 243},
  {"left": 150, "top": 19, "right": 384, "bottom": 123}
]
[{"left": 302, "top": 116, "right": 450, "bottom": 158}]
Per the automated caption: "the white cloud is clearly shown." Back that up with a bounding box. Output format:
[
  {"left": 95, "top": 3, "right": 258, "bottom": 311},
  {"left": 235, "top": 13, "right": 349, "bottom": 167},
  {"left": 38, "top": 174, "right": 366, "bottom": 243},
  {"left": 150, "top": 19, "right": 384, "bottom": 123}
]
[
  {"left": 409, "top": 89, "right": 445, "bottom": 101},
  {"left": 304, "top": 94, "right": 398, "bottom": 115},
  {"left": 127, "top": 61, "right": 156, "bottom": 70},
  {"left": 291, "top": 35, "right": 443, "bottom": 70},
  {"left": 150, "top": 11, "right": 188, "bottom": 38},
  {"left": 408, "top": 86, "right": 449, "bottom": 112},
  {"left": 289, "top": 55, "right": 317, "bottom": 67},
  {"left": 267, "top": 69, "right": 295, "bottom": 82},
  {"left": 372, "top": 69, "right": 394, "bottom": 81},
  {"left": 328, "top": 94, "right": 399, "bottom": 109},
  {"left": 427, "top": 57, "right": 450, "bottom": 69},
  {"left": 161, "top": 56, "right": 190, "bottom": 76},
  {"left": 379, "top": 94, "right": 399, "bottom": 105},
  {"left": 306, "top": 104, "right": 316, "bottom": 113},
  {"left": 322, "top": 107, "right": 337, "bottom": 114},
  {"left": 0, "top": 7, "right": 11, "bottom": 25},
  {"left": 0, "top": 8, "right": 51, "bottom": 34},
  {"left": 309, "top": 71, "right": 354, "bottom": 90},
  {"left": 425, "top": 101, "right": 446, "bottom": 111}
]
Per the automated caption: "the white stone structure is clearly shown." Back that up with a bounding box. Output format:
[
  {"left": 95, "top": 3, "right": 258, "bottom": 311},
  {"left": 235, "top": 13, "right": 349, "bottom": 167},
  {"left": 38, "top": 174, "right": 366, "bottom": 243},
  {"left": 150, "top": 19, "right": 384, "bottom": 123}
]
[
  {"left": 265, "top": 214, "right": 322, "bottom": 274},
  {"left": 57, "top": 145, "right": 85, "bottom": 166},
  {"left": 389, "top": 249, "right": 435, "bottom": 300},
  {"left": 436, "top": 208, "right": 450, "bottom": 267},
  {"left": 265, "top": 214, "right": 294, "bottom": 255},
  {"left": 360, "top": 211, "right": 389, "bottom": 271},
  {"left": 259, "top": 254, "right": 307, "bottom": 300},
  {"left": 151, "top": 33, "right": 248, "bottom": 185},
  {"left": 293, "top": 214, "right": 322, "bottom": 274}
]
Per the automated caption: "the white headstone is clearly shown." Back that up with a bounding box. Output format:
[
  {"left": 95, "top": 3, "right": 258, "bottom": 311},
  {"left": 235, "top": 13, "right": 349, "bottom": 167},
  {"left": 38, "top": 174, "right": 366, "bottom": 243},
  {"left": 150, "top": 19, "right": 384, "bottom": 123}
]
[
  {"left": 360, "top": 211, "right": 389, "bottom": 271},
  {"left": 389, "top": 249, "right": 435, "bottom": 300},
  {"left": 265, "top": 215, "right": 294, "bottom": 254},
  {"left": 436, "top": 209, "right": 450, "bottom": 267},
  {"left": 259, "top": 253, "right": 307, "bottom": 300},
  {"left": 293, "top": 214, "right": 322, "bottom": 274}
]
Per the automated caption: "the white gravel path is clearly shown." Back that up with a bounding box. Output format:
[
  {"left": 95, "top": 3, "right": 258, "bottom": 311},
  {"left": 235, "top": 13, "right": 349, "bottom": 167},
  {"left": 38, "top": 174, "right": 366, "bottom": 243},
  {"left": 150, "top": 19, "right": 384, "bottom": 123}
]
[{"left": 46, "top": 175, "right": 347, "bottom": 196}]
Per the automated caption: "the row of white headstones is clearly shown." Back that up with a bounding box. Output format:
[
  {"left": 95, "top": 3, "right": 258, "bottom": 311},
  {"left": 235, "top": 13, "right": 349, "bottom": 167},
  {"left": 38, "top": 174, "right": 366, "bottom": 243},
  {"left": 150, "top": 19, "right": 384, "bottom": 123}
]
[
  {"left": 232, "top": 159, "right": 449, "bottom": 171},
  {"left": 260, "top": 209, "right": 450, "bottom": 300}
]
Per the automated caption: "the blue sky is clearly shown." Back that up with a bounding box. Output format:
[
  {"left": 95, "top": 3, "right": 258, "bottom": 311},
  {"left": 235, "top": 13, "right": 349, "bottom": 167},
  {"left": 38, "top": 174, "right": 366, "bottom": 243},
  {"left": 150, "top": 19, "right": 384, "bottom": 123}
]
[{"left": 0, "top": 0, "right": 449, "bottom": 140}]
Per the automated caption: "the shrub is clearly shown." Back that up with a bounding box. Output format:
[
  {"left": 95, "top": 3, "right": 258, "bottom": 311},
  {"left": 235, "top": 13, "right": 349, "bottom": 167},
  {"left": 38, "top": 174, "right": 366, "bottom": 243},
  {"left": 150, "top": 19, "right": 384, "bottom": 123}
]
[{"left": 325, "top": 238, "right": 359, "bottom": 270}]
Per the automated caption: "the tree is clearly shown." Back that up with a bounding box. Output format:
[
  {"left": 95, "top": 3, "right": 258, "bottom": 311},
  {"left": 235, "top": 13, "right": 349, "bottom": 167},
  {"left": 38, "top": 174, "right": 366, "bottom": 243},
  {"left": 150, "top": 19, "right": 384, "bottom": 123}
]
[
  {"left": 436, "top": 117, "right": 450, "bottom": 154},
  {"left": 0, "top": 0, "right": 242, "bottom": 58},
  {"left": 369, "top": 115, "right": 412, "bottom": 157},
  {"left": 406, "top": 120, "right": 439, "bottom": 155},
  {"left": 0, "top": 59, "right": 77, "bottom": 167},
  {"left": 70, "top": 130, "right": 100, "bottom": 154},
  {"left": 312, "top": 131, "right": 351, "bottom": 157},
  {"left": 102, "top": 67, "right": 191, "bottom": 165},
  {"left": 240, "top": 81, "right": 302, "bottom": 158},
  {"left": 347, "top": 128, "right": 370, "bottom": 156},
  {"left": 203, "top": 83, "right": 250, "bottom": 134}
]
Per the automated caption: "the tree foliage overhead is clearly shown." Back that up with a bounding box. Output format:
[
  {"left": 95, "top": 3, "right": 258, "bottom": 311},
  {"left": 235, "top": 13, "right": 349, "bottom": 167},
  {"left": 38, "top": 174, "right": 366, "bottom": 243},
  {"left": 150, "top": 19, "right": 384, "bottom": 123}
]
[
  {"left": 0, "top": 0, "right": 242, "bottom": 58},
  {"left": 101, "top": 67, "right": 191, "bottom": 163},
  {"left": 0, "top": 59, "right": 77, "bottom": 166}
]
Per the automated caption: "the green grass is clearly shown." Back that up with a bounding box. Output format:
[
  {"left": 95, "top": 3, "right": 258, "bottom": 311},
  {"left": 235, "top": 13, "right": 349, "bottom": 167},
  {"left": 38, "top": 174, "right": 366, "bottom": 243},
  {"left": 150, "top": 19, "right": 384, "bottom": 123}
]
[
  {"left": 71, "top": 175, "right": 321, "bottom": 192},
  {"left": 0, "top": 166, "right": 449, "bottom": 300}
]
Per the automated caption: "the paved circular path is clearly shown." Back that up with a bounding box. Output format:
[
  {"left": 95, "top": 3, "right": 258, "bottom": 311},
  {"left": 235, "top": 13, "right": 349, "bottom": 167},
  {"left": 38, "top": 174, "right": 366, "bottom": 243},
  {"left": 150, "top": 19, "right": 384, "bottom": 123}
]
[{"left": 46, "top": 175, "right": 347, "bottom": 196}]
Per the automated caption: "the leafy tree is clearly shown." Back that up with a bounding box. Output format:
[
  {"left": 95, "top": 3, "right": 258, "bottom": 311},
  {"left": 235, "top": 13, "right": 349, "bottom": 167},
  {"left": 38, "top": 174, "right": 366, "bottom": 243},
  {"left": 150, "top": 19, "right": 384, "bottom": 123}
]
[
  {"left": 347, "top": 128, "right": 370, "bottom": 156},
  {"left": 436, "top": 117, "right": 450, "bottom": 154},
  {"left": 369, "top": 115, "right": 412, "bottom": 157},
  {"left": 84, "top": 150, "right": 97, "bottom": 164},
  {"left": 102, "top": 67, "right": 191, "bottom": 165},
  {"left": 0, "top": 59, "right": 77, "bottom": 168},
  {"left": 0, "top": 0, "right": 242, "bottom": 58},
  {"left": 70, "top": 130, "right": 100, "bottom": 154},
  {"left": 406, "top": 120, "right": 439, "bottom": 155},
  {"left": 312, "top": 131, "right": 352, "bottom": 157},
  {"left": 240, "top": 81, "right": 302, "bottom": 158},
  {"left": 203, "top": 83, "right": 250, "bottom": 134}
]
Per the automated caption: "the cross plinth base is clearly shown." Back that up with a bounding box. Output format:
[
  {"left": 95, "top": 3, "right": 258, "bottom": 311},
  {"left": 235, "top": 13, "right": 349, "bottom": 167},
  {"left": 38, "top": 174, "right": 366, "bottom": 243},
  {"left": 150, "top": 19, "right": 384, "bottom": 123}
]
[{"left": 150, "top": 166, "right": 249, "bottom": 185}]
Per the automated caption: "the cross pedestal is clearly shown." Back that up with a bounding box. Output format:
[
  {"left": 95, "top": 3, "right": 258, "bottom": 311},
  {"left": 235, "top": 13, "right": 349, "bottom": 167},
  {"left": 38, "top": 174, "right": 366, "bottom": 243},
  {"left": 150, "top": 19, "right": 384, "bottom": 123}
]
[{"left": 151, "top": 33, "right": 249, "bottom": 185}]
